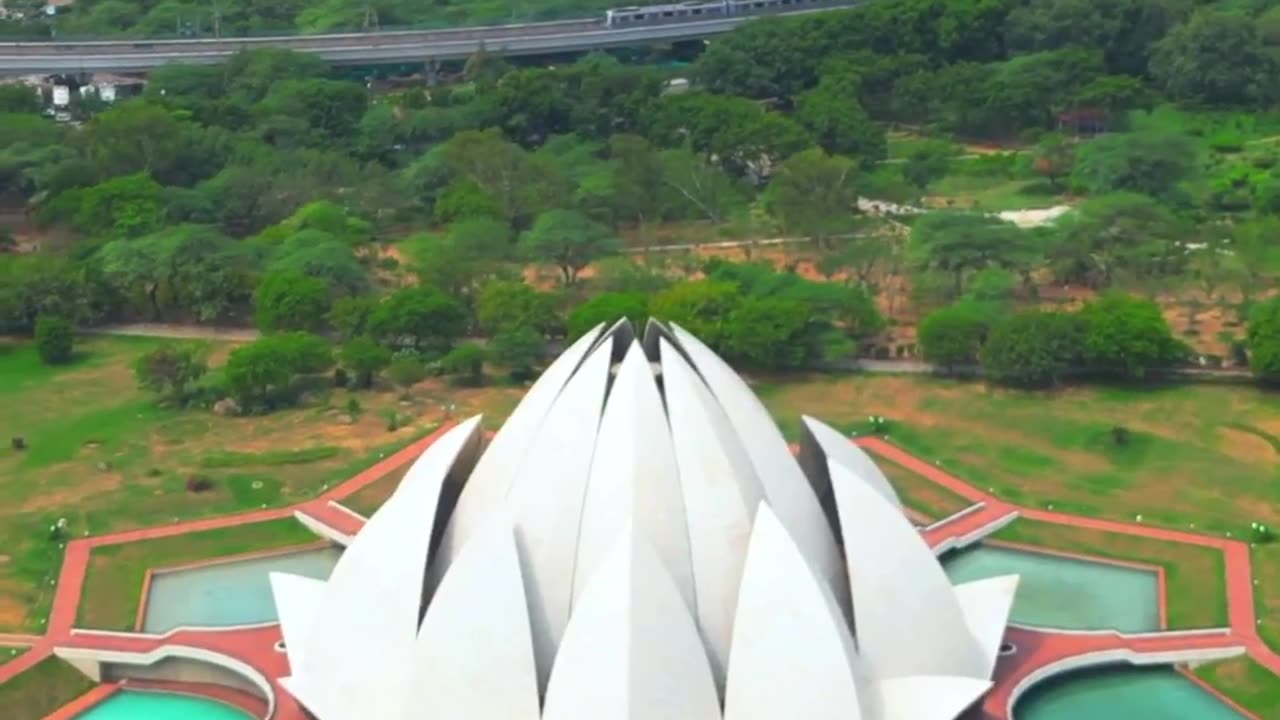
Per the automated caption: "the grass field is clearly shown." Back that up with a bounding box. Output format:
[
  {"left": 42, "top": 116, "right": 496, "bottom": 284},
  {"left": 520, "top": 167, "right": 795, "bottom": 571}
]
[
  {"left": 342, "top": 465, "right": 411, "bottom": 518},
  {"left": 879, "top": 461, "right": 972, "bottom": 522},
  {"left": 991, "top": 519, "right": 1228, "bottom": 630},
  {"left": 0, "top": 656, "right": 95, "bottom": 720},
  {"left": 0, "top": 336, "right": 455, "bottom": 632},
  {"left": 76, "top": 519, "right": 320, "bottom": 631},
  {"left": 1194, "top": 656, "right": 1280, "bottom": 719}
]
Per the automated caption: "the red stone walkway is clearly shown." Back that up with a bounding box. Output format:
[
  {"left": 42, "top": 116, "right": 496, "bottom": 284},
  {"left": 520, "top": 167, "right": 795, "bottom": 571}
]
[{"left": 0, "top": 423, "right": 454, "bottom": 696}]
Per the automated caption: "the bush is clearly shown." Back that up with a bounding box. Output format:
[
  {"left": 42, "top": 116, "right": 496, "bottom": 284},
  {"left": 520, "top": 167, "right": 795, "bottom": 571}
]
[
  {"left": 980, "top": 311, "right": 1085, "bottom": 388},
  {"left": 1247, "top": 297, "right": 1280, "bottom": 385},
  {"left": 387, "top": 356, "right": 428, "bottom": 388},
  {"left": 1079, "top": 294, "right": 1186, "bottom": 380},
  {"left": 918, "top": 303, "right": 992, "bottom": 373},
  {"left": 441, "top": 342, "right": 488, "bottom": 386},
  {"left": 185, "top": 475, "right": 215, "bottom": 493},
  {"left": 223, "top": 332, "right": 333, "bottom": 411},
  {"left": 133, "top": 344, "right": 209, "bottom": 406},
  {"left": 34, "top": 315, "right": 74, "bottom": 365}
]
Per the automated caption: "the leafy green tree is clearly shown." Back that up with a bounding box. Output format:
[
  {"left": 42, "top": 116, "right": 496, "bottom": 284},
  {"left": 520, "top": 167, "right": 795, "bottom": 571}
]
[
  {"left": 1150, "top": 10, "right": 1277, "bottom": 107},
  {"left": 440, "top": 129, "right": 568, "bottom": 226},
  {"left": 519, "top": 209, "right": 620, "bottom": 285},
  {"left": 1228, "top": 219, "right": 1280, "bottom": 304},
  {"left": 1046, "top": 193, "right": 1186, "bottom": 288},
  {"left": 658, "top": 146, "right": 744, "bottom": 223},
  {"left": 71, "top": 173, "right": 168, "bottom": 238},
  {"left": 918, "top": 303, "right": 992, "bottom": 373},
  {"left": 650, "top": 279, "right": 742, "bottom": 350},
  {"left": 1079, "top": 294, "right": 1184, "bottom": 380},
  {"left": 903, "top": 141, "right": 953, "bottom": 192},
  {"left": 224, "top": 332, "right": 333, "bottom": 411},
  {"left": 766, "top": 149, "right": 858, "bottom": 250},
  {"left": 981, "top": 49, "right": 1105, "bottom": 136},
  {"left": 340, "top": 337, "right": 393, "bottom": 389},
  {"left": 980, "top": 310, "right": 1085, "bottom": 388},
  {"left": 0, "top": 255, "right": 90, "bottom": 333},
  {"left": 441, "top": 342, "right": 488, "bottom": 386},
  {"left": 490, "top": 326, "right": 545, "bottom": 380},
  {"left": 908, "top": 213, "right": 1037, "bottom": 298},
  {"left": 607, "top": 134, "right": 666, "bottom": 226},
  {"left": 1246, "top": 298, "right": 1280, "bottom": 385},
  {"left": 411, "top": 219, "right": 511, "bottom": 306},
  {"left": 794, "top": 71, "right": 886, "bottom": 163},
  {"left": 1071, "top": 132, "right": 1195, "bottom": 199},
  {"left": 34, "top": 315, "right": 74, "bottom": 365},
  {"left": 368, "top": 286, "right": 467, "bottom": 354},
  {"left": 266, "top": 231, "right": 369, "bottom": 296},
  {"left": 1030, "top": 133, "right": 1075, "bottom": 190},
  {"left": 648, "top": 93, "right": 810, "bottom": 178},
  {"left": 432, "top": 178, "right": 504, "bottom": 224},
  {"left": 80, "top": 100, "right": 221, "bottom": 185},
  {"left": 474, "top": 280, "right": 561, "bottom": 336},
  {"left": 328, "top": 295, "right": 378, "bottom": 341},
  {"left": 722, "top": 296, "right": 819, "bottom": 369},
  {"left": 258, "top": 78, "right": 369, "bottom": 143},
  {"left": 133, "top": 343, "right": 209, "bottom": 405},
  {"left": 253, "top": 271, "right": 331, "bottom": 333},
  {"left": 0, "top": 84, "right": 40, "bottom": 114},
  {"left": 567, "top": 292, "right": 648, "bottom": 339}
]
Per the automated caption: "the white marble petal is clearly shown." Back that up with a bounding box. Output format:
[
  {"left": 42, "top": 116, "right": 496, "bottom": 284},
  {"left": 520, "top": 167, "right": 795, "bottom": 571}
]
[
  {"left": 506, "top": 340, "right": 612, "bottom": 692},
  {"left": 873, "top": 676, "right": 992, "bottom": 720},
  {"left": 670, "top": 324, "right": 845, "bottom": 609},
  {"left": 268, "top": 572, "right": 324, "bottom": 670},
  {"left": 829, "top": 460, "right": 987, "bottom": 680},
  {"left": 724, "top": 502, "right": 863, "bottom": 720},
  {"left": 660, "top": 337, "right": 764, "bottom": 690},
  {"left": 292, "top": 416, "right": 483, "bottom": 720},
  {"left": 543, "top": 525, "right": 721, "bottom": 720},
  {"left": 954, "top": 575, "right": 1019, "bottom": 678},
  {"left": 801, "top": 415, "right": 902, "bottom": 508},
  {"left": 403, "top": 512, "right": 539, "bottom": 720},
  {"left": 575, "top": 340, "right": 694, "bottom": 615}
]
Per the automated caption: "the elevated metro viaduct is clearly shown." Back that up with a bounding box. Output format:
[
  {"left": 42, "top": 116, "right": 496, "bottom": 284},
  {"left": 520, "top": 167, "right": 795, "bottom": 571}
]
[{"left": 0, "top": 0, "right": 859, "bottom": 74}]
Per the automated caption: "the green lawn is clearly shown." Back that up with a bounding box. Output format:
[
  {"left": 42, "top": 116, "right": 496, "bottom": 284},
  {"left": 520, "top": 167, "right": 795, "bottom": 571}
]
[
  {"left": 879, "top": 460, "right": 972, "bottom": 522},
  {"left": 76, "top": 518, "right": 320, "bottom": 631},
  {"left": 924, "top": 175, "right": 1062, "bottom": 212},
  {"left": 0, "top": 656, "right": 95, "bottom": 720},
  {"left": 0, "top": 336, "right": 449, "bottom": 632},
  {"left": 1194, "top": 656, "right": 1280, "bottom": 720}
]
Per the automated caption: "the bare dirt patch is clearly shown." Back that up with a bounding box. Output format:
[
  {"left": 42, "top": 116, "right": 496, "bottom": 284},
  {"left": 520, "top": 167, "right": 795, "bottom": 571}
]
[{"left": 1216, "top": 427, "right": 1278, "bottom": 463}]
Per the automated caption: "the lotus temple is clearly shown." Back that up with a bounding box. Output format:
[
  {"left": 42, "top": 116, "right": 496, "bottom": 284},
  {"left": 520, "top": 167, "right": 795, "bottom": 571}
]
[{"left": 16, "top": 319, "right": 1267, "bottom": 720}]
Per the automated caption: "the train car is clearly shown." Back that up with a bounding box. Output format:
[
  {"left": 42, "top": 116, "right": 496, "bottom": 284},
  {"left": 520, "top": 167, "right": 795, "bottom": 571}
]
[{"left": 605, "top": 0, "right": 730, "bottom": 27}]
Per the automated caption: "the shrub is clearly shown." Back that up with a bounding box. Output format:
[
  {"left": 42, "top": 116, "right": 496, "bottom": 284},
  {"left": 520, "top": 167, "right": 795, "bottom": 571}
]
[
  {"left": 34, "top": 315, "right": 74, "bottom": 365},
  {"left": 1111, "top": 425, "right": 1131, "bottom": 446},
  {"left": 185, "top": 475, "right": 215, "bottom": 493},
  {"left": 387, "top": 356, "right": 428, "bottom": 388}
]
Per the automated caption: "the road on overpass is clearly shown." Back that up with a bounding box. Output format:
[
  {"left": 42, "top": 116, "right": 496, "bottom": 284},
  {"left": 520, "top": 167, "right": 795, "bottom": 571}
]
[{"left": 0, "top": 3, "right": 857, "bottom": 74}]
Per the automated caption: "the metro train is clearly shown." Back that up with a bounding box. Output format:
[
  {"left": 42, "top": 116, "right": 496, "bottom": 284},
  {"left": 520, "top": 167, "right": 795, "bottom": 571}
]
[{"left": 605, "top": 0, "right": 848, "bottom": 28}]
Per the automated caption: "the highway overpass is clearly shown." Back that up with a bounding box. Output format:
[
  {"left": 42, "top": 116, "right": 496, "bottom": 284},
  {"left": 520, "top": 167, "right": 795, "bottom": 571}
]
[{"left": 0, "top": 5, "right": 854, "bottom": 75}]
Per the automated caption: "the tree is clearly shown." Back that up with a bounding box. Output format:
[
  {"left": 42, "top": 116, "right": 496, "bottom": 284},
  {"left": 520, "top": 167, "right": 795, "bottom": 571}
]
[
  {"left": 766, "top": 149, "right": 859, "bottom": 250},
  {"left": 1227, "top": 219, "right": 1279, "bottom": 305},
  {"left": 722, "top": 296, "right": 817, "bottom": 369},
  {"left": 1247, "top": 298, "right": 1280, "bottom": 385},
  {"left": 441, "top": 342, "right": 488, "bottom": 386},
  {"left": 474, "top": 280, "right": 561, "bottom": 336},
  {"left": 328, "top": 296, "right": 377, "bottom": 342},
  {"left": 80, "top": 100, "right": 216, "bottom": 185},
  {"left": 1071, "top": 132, "right": 1195, "bottom": 200},
  {"left": 794, "top": 71, "right": 887, "bottom": 163},
  {"left": 908, "top": 213, "right": 1037, "bottom": 298},
  {"left": 648, "top": 93, "right": 810, "bottom": 178},
  {"left": 34, "top": 315, "right": 74, "bottom": 365},
  {"left": 650, "top": 280, "right": 742, "bottom": 351},
  {"left": 1046, "top": 193, "right": 1186, "bottom": 288},
  {"left": 253, "top": 271, "right": 331, "bottom": 333},
  {"left": 368, "top": 286, "right": 467, "bottom": 354},
  {"left": 980, "top": 311, "right": 1085, "bottom": 388},
  {"left": 1030, "top": 133, "right": 1074, "bottom": 190},
  {"left": 490, "top": 326, "right": 545, "bottom": 380},
  {"left": 224, "top": 332, "right": 333, "bottom": 411},
  {"left": 71, "top": 173, "right": 168, "bottom": 238},
  {"left": 567, "top": 292, "right": 649, "bottom": 339},
  {"left": 0, "top": 84, "right": 40, "bottom": 114},
  {"left": 440, "top": 129, "right": 568, "bottom": 226},
  {"left": 1079, "top": 294, "right": 1184, "bottom": 380},
  {"left": 340, "top": 337, "right": 393, "bottom": 389},
  {"left": 258, "top": 78, "right": 369, "bottom": 143},
  {"left": 519, "top": 209, "right": 620, "bottom": 285},
  {"left": 607, "top": 134, "right": 666, "bottom": 226},
  {"left": 918, "top": 303, "right": 992, "bottom": 373},
  {"left": 411, "top": 219, "right": 511, "bottom": 306},
  {"left": 1150, "top": 10, "right": 1277, "bottom": 107},
  {"left": 659, "top": 146, "right": 744, "bottom": 223},
  {"left": 902, "top": 141, "right": 952, "bottom": 192},
  {"left": 134, "top": 343, "right": 209, "bottom": 405}
]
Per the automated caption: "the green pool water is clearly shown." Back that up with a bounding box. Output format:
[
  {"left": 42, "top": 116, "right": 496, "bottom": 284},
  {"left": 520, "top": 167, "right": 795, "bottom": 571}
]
[
  {"left": 1015, "top": 666, "right": 1246, "bottom": 720},
  {"left": 142, "top": 547, "right": 340, "bottom": 633},
  {"left": 942, "top": 544, "right": 1159, "bottom": 632},
  {"left": 75, "top": 691, "right": 252, "bottom": 719}
]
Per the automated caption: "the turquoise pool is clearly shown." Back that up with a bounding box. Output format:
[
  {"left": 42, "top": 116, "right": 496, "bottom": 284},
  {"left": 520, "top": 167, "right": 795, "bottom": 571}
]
[
  {"left": 1015, "top": 666, "right": 1246, "bottom": 720},
  {"left": 142, "top": 546, "right": 340, "bottom": 633},
  {"left": 75, "top": 690, "right": 252, "bottom": 719},
  {"left": 942, "top": 544, "right": 1159, "bottom": 632}
]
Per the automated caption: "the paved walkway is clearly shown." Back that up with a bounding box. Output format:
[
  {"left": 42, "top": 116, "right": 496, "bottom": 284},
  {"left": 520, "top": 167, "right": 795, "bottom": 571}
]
[{"left": 858, "top": 436, "right": 1280, "bottom": 680}]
